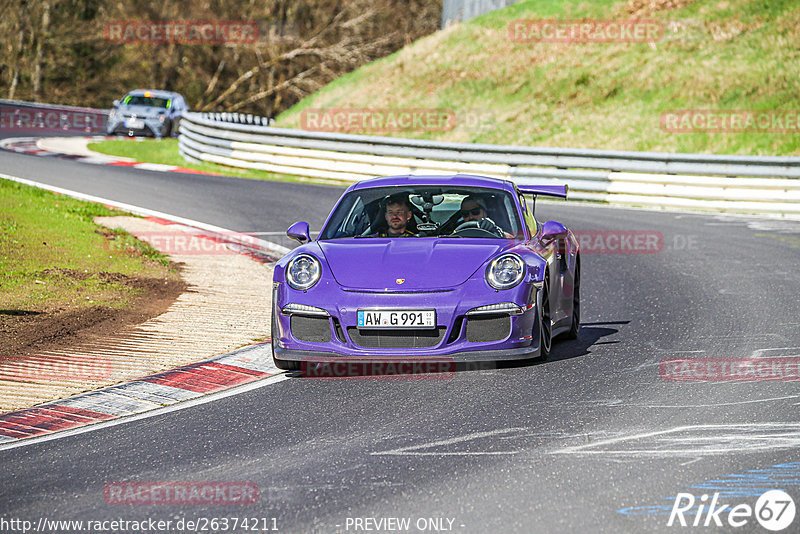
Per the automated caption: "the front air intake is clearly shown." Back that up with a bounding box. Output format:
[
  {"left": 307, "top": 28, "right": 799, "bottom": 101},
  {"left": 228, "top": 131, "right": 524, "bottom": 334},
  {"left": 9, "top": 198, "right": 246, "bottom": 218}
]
[
  {"left": 465, "top": 314, "right": 511, "bottom": 343},
  {"left": 347, "top": 327, "right": 446, "bottom": 348},
  {"left": 291, "top": 316, "right": 331, "bottom": 343}
]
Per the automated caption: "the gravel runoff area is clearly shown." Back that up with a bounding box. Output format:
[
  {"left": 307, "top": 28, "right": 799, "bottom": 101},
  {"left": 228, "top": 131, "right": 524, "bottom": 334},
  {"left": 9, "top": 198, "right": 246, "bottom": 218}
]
[{"left": 0, "top": 216, "right": 275, "bottom": 413}]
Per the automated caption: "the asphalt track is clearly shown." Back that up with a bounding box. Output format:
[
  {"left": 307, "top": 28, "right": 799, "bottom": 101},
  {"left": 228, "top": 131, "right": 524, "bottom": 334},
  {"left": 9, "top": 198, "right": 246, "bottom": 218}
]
[{"left": 2, "top": 143, "right": 800, "bottom": 533}]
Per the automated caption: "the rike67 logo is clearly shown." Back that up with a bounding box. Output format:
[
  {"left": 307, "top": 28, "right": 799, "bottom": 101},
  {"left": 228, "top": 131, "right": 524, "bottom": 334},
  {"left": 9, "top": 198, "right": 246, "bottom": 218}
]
[{"left": 668, "top": 490, "right": 795, "bottom": 531}]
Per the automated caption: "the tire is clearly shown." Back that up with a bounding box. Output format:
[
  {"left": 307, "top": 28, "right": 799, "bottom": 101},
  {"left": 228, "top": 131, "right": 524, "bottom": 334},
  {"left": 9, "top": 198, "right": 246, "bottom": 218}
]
[
  {"left": 273, "top": 357, "right": 300, "bottom": 372},
  {"left": 566, "top": 259, "right": 580, "bottom": 340},
  {"left": 538, "top": 272, "right": 552, "bottom": 359}
]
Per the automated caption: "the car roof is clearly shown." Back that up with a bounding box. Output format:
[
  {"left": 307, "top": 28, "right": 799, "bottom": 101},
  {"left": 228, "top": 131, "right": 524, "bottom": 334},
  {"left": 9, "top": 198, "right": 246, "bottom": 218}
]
[
  {"left": 348, "top": 174, "right": 515, "bottom": 192},
  {"left": 124, "top": 89, "right": 183, "bottom": 99}
]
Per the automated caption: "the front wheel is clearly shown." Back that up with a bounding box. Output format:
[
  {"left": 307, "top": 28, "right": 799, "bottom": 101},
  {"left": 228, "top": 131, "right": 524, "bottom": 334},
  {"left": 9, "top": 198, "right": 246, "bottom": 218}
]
[{"left": 566, "top": 259, "right": 580, "bottom": 340}]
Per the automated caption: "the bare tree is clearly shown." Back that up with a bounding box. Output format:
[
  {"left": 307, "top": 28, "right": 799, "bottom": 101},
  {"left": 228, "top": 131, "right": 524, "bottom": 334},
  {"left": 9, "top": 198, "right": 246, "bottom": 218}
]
[
  {"left": 32, "top": 2, "right": 50, "bottom": 100},
  {"left": 0, "top": 0, "right": 442, "bottom": 114}
]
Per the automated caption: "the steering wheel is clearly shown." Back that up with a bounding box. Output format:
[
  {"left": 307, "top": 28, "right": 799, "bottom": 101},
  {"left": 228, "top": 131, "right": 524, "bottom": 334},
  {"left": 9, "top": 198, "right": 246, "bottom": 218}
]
[{"left": 452, "top": 220, "right": 501, "bottom": 238}]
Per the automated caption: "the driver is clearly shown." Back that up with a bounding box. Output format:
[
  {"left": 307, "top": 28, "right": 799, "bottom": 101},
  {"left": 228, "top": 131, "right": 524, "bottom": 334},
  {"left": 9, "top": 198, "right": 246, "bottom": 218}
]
[
  {"left": 377, "top": 193, "right": 416, "bottom": 237},
  {"left": 456, "top": 195, "right": 510, "bottom": 238}
]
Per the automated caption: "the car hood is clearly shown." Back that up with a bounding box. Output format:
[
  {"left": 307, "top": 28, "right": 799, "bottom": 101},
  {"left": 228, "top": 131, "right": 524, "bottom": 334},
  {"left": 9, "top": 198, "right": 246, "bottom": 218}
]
[
  {"left": 118, "top": 105, "right": 165, "bottom": 117},
  {"left": 318, "top": 239, "right": 507, "bottom": 290}
]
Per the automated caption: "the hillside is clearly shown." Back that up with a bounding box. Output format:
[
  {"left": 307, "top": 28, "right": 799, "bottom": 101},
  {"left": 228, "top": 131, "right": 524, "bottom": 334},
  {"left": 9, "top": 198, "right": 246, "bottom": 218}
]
[{"left": 275, "top": 0, "right": 800, "bottom": 155}]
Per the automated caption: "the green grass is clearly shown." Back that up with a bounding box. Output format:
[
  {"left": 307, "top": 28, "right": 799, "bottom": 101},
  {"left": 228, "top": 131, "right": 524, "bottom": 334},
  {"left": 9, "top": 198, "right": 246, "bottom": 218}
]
[
  {"left": 0, "top": 178, "right": 178, "bottom": 314},
  {"left": 273, "top": 0, "right": 800, "bottom": 156},
  {"left": 88, "top": 138, "right": 216, "bottom": 172},
  {"left": 87, "top": 138, "right": 339, "bottom": 185}
]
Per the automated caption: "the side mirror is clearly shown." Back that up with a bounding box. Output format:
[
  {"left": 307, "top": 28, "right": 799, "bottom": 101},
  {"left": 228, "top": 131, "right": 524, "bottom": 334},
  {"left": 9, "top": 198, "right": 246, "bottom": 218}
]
[
  {"left": 112, "top": 100, "right": 120, "bottom": 108},
  {"left": 287, "top": 221, "right": 311, "bottom": 244},
  {"left": 540, "top": 220, "right": 567, "bottom": 243}
]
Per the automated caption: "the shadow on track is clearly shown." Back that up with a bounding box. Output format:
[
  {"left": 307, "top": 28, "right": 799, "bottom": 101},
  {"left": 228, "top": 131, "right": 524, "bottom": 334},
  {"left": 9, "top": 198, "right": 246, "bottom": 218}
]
[
  {"left": 283, "top": 320, "right": 629, "bottom": 377},
  {"left": 493, "top": 320, "right": 629, "bottom": 370}
]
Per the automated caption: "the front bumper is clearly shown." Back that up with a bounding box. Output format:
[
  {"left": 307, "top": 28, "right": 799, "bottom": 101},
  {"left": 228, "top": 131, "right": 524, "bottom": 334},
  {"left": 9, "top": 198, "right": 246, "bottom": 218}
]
[
  {"left": 273, "top": 344, "right": 540, "bottom": 364},
  {"left": 272, "top": 278, "right": 542, "bottom": 363},
  {"left": 106, "top": 117, "right": 169, "bottom": 138}
]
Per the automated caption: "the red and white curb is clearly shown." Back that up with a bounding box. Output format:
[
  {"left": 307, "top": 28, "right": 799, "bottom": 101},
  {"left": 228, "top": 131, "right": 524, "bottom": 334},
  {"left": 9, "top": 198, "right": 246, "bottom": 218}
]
[
  {"left": 0, "top": 172, "right": 293, "bottom": 448},
  {"left": 0, "top": 136, "right": 220, "bottom": 176},
  {"left": 0, "top": 137, "right": 53, "bottom": 157},
  {"left": 0, "top": 343, "right": 282, "bottom": 445},
  {"left": 139, "top": 214, "right": 290, "bottom": 264}
]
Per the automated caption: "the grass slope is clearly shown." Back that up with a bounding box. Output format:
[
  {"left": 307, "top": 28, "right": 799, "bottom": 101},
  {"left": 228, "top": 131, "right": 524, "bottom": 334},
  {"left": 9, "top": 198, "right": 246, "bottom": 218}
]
[{"left": 275, "top": 0, "right": 800, "bottom": 156}]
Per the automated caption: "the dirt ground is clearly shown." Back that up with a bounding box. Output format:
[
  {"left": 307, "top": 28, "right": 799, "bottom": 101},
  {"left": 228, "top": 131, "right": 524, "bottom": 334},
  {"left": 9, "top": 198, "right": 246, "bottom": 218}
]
[
  {"left": 0, "top": 216, "right": 275, "bottom": 414},
  {"left": 0, "top": 269, "right": 187, "bottom": 361}
]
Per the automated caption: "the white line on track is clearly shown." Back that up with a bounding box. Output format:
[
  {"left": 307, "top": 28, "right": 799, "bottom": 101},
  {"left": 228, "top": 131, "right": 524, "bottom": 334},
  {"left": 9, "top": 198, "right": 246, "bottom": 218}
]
[
  {"left": 0, "top": 171, "right": 290, "bottom": 256},
  {"left": 553, "top": 423, "right": 800, "bottom": 456},
  {"left": 371, "top": 427, "right": 527, "bottom": 456}
]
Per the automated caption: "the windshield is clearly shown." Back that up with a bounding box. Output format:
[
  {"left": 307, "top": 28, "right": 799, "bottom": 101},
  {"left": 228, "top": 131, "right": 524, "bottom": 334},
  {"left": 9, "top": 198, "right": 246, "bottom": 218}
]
[
  {"left": 320, "top": 186, "right": 523, "bottom": 240},
  {"left": 121, "top": 95, "right": 171, "bottom": 108}
]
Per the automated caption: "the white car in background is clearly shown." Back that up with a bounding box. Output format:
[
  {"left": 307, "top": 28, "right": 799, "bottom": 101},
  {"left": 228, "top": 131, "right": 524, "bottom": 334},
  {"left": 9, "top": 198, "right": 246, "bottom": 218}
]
[{"left": 106, "top": 89, "right": 189, "bottom": 138}]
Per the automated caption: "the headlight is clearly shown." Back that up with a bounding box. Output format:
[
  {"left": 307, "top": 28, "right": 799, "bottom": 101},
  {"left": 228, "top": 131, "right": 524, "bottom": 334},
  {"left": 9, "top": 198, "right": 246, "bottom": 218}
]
[
  {"left": 486, "top": 254, "right": 524, "bottom": 290},
  {"left": 286, "top": 254, "right": 321, "bottom": 290}
]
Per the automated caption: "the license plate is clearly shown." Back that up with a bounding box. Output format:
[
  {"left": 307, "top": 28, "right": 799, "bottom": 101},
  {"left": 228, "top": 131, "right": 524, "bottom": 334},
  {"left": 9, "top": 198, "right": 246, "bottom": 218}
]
[
  {"left": 124, "top": 119, "right": 144, "bottom": 129},
  {"left": 357, "top": 309, "right": 436, "bottom": 329}
]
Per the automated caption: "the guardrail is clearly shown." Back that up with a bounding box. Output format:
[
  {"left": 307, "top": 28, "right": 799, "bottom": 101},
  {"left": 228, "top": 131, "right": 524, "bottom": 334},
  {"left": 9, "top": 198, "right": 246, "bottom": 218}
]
[
  {"left": 0, "top": 99, "right": 108, "bottom": 135},
  {"left": 178, "top": 111, "right": 800, "bottom": 216},
  {"left": 441, "top": 0, "right": 518, "bottom": 29}
]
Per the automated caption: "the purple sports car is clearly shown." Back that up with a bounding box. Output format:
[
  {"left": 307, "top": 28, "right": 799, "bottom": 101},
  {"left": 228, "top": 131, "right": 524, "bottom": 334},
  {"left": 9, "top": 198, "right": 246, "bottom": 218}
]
[{"left": 271, "top": 174, "right": 580, "bottom": 371}]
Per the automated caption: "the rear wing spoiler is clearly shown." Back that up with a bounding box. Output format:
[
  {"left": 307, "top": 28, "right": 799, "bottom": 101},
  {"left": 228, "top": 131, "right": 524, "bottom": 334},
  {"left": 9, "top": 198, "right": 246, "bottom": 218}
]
[
  {"left": 516, "top": 184, "right": 568, "bottom": 198},
  {"left": 516, "top": 184, "right": 567, "bottom": 218}
]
